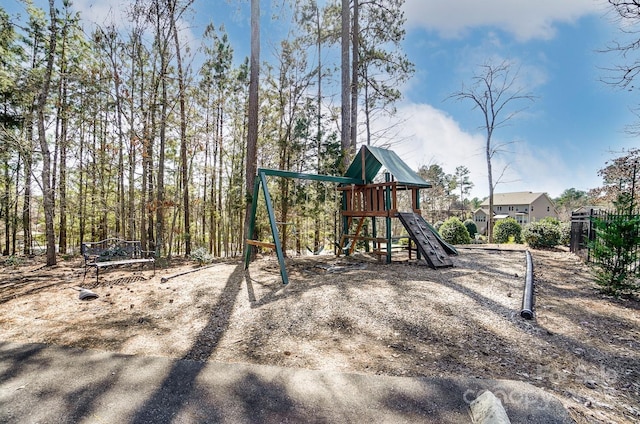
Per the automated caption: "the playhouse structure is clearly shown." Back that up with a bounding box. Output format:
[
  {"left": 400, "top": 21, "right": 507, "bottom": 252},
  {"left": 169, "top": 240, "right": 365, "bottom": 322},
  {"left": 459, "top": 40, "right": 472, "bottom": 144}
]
[{"left": 244, "top": 145, "right": 456, "bottom": 284}]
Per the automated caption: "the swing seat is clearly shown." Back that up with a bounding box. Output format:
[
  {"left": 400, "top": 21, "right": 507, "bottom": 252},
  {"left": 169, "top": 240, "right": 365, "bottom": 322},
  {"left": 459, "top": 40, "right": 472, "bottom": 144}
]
[{"left": 307, "top": 245, "right": 324, "bottom": 255}]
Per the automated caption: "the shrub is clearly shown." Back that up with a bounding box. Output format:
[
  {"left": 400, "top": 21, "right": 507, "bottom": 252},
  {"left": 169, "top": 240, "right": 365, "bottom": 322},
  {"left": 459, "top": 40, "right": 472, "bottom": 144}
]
[
  {"left": 540, "top": 216, "right": 561, "bottom": 226},
  {"left": 493, "top": 217, "right": 522, "bottom": 243},
  {"left": 589, "top": 214, "right": 640, "bottom": 296},
  {"left": 589, "top": 196, "right": 640, "bottom": 296},
  {"left": 433, "top": 221, "right": 444, "bottom": 232},
  {"left": 559, "top": 222, "right": 571, "bottom": 246},
  {"left": 439, "top": 217, "right": 471, "bottom": 245},
  {"left": 463, "top": 219, "right": 478, "bottom": 239},
  {"left": 4, "top": 256, "right": 22, "bottom": 267},
  {"left": 522, "top": 221, "right": 561, "bottom": 248},
  {"left": 190, "top": 247, "right": 213, "bottom": 265}
]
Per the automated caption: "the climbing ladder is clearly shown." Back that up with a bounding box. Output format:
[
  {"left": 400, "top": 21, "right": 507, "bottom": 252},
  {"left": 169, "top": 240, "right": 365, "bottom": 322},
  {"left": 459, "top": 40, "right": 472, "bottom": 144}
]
[{"left": 397, "top": 212, "right": 454, "bottom": 269}]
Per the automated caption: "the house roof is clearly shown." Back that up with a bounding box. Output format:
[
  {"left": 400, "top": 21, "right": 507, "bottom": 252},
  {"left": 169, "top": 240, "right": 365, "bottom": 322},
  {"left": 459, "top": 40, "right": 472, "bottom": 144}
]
[
  {"left": 572, "top": 205, "right": 605, "bottom": 214},
  {"left": 479, "top": 191, "right": 550, "bottom": 207},
  {"left": 344, "top": 145, "right": 431, "bottom": 188}
]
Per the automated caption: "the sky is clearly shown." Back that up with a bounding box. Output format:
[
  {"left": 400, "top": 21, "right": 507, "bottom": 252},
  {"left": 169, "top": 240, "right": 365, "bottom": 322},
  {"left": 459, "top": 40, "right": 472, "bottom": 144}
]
[{"left": 5, "top": 0, "right": 640, "bottom": 200}]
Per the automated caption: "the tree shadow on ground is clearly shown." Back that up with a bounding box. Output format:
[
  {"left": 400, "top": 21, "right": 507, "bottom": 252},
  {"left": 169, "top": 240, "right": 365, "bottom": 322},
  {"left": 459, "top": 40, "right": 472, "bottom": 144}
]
[{"left": 129, "top": 263, "right": 244, "bottom": 423}]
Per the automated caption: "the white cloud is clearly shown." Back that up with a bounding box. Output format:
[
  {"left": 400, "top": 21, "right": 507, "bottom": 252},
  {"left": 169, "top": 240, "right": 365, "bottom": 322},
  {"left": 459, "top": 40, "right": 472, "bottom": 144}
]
[
  {"left": 71, "top": 0, "right": 130, "bottom": 28},
  {"left": 402, "top": 0, "right": 607, "bottom": 41},
  {"left": 372, "top": 102, "right": 601, "bottom": 199},
  {"left": 371, "top": 103, "right": 488, "bottom": 198}
]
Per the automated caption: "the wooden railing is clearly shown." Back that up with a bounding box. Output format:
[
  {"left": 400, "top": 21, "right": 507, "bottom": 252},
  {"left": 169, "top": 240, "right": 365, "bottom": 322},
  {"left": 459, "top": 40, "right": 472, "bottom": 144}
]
[{"left": 338, "top": 182, "right": 399, "bottom": 217}]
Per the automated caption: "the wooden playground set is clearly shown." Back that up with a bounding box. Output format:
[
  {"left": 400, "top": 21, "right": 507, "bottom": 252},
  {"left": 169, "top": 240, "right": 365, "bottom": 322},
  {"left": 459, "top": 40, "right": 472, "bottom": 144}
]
[{"left": 244, "top": 146, "right": 457, "bottom": 284}]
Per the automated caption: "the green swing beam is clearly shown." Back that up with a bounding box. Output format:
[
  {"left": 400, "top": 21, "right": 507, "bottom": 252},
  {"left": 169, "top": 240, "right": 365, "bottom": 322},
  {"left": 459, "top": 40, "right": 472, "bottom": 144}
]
[{"left": 244, "top": 168, "right": 363, "bottom": 285}]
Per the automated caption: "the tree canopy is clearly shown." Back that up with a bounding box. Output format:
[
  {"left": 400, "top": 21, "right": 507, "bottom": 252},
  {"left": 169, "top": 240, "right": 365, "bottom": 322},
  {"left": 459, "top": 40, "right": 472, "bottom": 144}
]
[{"left": 0, "top": 0, "right": 417, "bottom": 259}]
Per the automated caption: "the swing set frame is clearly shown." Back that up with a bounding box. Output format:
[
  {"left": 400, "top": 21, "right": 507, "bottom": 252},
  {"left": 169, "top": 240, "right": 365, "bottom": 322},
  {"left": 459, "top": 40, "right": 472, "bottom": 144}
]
[
  {"left": 244, "top": 168, "right": 362, "bottom": 285},
  {"left": 245, "top": 145, "right": 442, "bottom": 285}
]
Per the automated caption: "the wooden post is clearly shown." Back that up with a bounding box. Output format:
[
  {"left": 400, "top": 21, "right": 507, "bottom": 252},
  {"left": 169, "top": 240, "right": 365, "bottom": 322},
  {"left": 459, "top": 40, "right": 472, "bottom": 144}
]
[
  {"left": 260, "top": 171, "right": 289, "bottom": 284},
  {"left": 244, "top": 175, "right": 262, "bottom": 270},
  {"left": 415, "top": 188, "right": 421, "bottom": 260},
  {"left": 385, "top": 172, "right": 392, "bottom": 263}
]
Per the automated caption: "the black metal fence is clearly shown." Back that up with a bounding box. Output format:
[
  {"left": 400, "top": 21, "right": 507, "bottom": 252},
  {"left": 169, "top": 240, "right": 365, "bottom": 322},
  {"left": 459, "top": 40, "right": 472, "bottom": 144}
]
[
  {"left": 571, "top": 208, "right": 640, "bottom": 268},
  {"left": 570, "top": 209, "right": 598, "bottom": 261}
]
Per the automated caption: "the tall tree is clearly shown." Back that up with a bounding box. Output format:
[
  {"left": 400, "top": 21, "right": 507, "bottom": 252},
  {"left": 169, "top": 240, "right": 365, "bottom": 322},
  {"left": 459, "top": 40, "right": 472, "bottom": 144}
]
[
  {"left": 0, "top": 6, "right": 23, "bottom": 256},
  {"left": 589, "top": 148, "right": 640, "bottom": 206},
  {"left": 293, "top": 0, "right": 333, "bottom": 172},
  {"left": 357, "top": 0, "right": 414, "bottom": 146},
  {"left": 418, "top": 163, "right": 454, "bottom": 220},
  {"left": 36, "top": 0, "right": 58, "bottom": 266},
  {"left": 453, "top": 165, "right": 474, "bottom": 210},
  {"left": 350, "top": 0, "right": 359, "bottom": 153},
  {"left": 168, "top": 0, "right": 195, "bottom": 256},
  {"left": 20, "top": 3, "right": 50, "bottom": 256},
  {"left": 556, "top": 187, "right": 590, "bottom": 220},
  {"left": 340, "top": 0, "right": 351, "bottom": 167},
  {"left": 201, "top": 23, "right": 233, "bottom": 256},
  {"left": 244, "top": 0, "right": 260, "bottom": 256},
  {"left": 449, "top": 61, "right": 534, "bottom": 242}
]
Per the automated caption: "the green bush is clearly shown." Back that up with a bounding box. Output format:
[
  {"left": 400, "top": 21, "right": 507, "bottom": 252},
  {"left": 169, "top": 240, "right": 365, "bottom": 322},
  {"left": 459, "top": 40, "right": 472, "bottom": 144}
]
[
  {"left": 540, "top": 216, "right": 561, "bottom": 226},
  {"left": 4, "top": 256, "right": 22, "bottom": 267},
  {"left": 439, "top": 217, "right": 471, "bottom": 245},
  {"left": 463, "top": 219, "right": 478, "bottom": 239},
  {"left": 559, "top": 222, "right": 571, "bottom": 246},
  {"left": 190, "top": 247, "right": 213, "bottom": 265},
  {"left": 522, "top": 221, "right": 561, "bottom": 248},
  {"left": 433, "top": 221, "right": 444, "bottom": 232},
  {"left": 589, "top": 213, "right": 640, "bottom": 296},
  {"left": 493, "top": 217, "right": 522, "bottom": 243}
]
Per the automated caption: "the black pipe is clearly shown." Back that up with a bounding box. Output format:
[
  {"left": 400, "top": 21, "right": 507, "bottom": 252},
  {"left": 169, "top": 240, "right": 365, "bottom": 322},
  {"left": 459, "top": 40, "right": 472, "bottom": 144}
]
[{"left": 521, "top": 250, "right": 534, "bottom": 319}]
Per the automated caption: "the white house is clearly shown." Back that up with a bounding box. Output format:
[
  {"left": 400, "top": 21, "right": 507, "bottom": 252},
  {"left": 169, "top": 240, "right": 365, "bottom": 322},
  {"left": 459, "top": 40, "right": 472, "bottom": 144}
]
[{"left": 473, "top": 191, "right": 559, "bottom": 235}]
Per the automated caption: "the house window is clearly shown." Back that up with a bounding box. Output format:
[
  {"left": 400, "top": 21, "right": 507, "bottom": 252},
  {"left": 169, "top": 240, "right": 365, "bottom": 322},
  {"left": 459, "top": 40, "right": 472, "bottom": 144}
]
[
  {"left": 497, "top": 206, "right": 503, "bottom": 211},
  {"left": 531, "top": 206, "right": 534, "bottom": 212},
  {"left": 509, "top": 206, "right": 514, "bottom": 211},
  {"left": 547, "top": 206, "right": 550, "bottom": 212}
]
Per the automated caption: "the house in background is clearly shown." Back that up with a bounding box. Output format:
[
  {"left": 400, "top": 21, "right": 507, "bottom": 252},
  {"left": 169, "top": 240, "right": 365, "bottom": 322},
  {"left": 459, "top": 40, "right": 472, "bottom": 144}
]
[{"left": 473, "top": 192, "right": 559, "bottom": 235}]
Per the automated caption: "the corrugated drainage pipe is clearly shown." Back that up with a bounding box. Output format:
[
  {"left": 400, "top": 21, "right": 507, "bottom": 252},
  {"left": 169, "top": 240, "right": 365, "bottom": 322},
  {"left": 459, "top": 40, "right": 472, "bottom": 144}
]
[{"left": 520, "top": 250, "right": 534, "bottom": 320}]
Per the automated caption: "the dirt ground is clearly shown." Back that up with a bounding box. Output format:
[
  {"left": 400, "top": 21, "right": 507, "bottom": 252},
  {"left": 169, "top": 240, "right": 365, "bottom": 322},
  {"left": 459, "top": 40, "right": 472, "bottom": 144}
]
[{"left": 1, "top": 247, "right": 639, "bottom": 423}]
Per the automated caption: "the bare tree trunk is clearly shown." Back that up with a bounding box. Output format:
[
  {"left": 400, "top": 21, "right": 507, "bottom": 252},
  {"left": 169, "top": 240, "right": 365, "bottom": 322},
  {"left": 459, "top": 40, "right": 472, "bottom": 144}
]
[
  {"left": 244, "top": 0, "right": 260, "bottom": 257},
  {"left": 2, "top": 154, "right": 10, "bottom": 255},
  {"left": 78, "top": 119, "right": 86, "bottom": 245},
  {"left": 350, "top": 0, "right": 358, "bottom": 153},
  {"left": 340, "top": 0, "right": 350, "bottom": 167},
  {"left": 486, "top": 129, "right": 494, "bottom": 242},
  {"left": 58, "top": 107, "right": 68, "bottom": 253},
  {"left": 11, "top": 154, "right": 20, "bottom": 255},
  {"left": 90, "top": 117, "right": 98, "bottom": 241},
  {"left": 114, "top": 67, "right": 126, "bottom": 239},
  {"left": 363, "top": 66, "right": 371, "bottom": 145},
  {"left": 156, "top": 71, "right": 167, "bottom": 258},
  {"left": 22, "top": 149, "right": 32, "bottom": 255},
  {"left": 98, "top": 109, "right": 108, "bottom": 241},
  {"left": 57, "top": 20, "right": 69, "bottom": 254},
  {"left": 37, "top": 0, "right": 58, "bottom": 266},
  {"left": 203, "top": 91, "right": 211, "bottom": 248},
  {"left": 314, "top": 4, "right": 323, "bottom": 251},
  {"left": 448, "top": 61, "right": 534, "bottom": 242},
  {"left": 170, "top": 0, "right": 192, "bottom": 256},
  {"left": 217, "top": 105, "right": 223, "bottom": 257}
]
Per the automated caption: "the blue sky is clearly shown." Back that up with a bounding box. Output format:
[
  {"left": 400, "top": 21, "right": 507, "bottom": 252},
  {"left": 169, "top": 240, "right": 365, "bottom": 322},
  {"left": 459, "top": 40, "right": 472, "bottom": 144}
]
[
  {"left": 5, "top": 0, "right": 638, "bottom": 199},
  {"left": 388, "top": 0, "right": 636, "bottom": 200}
]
